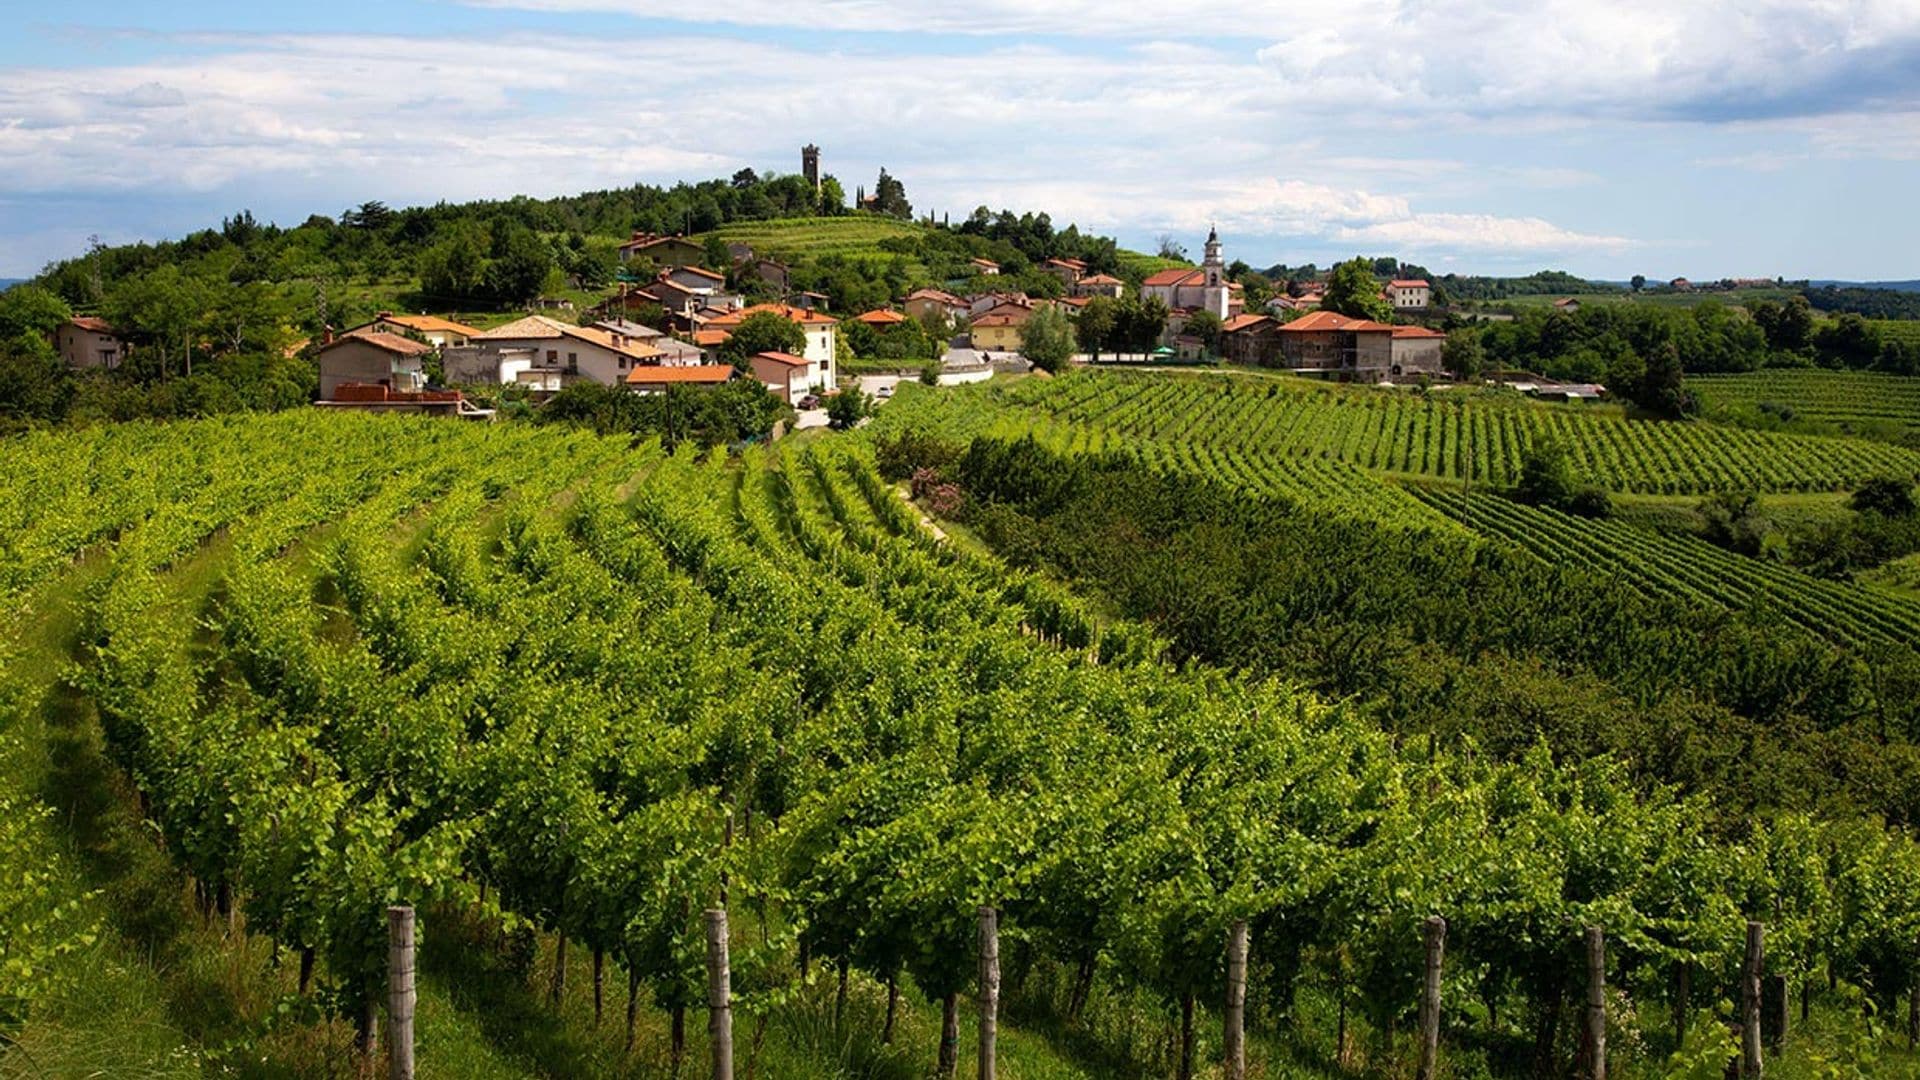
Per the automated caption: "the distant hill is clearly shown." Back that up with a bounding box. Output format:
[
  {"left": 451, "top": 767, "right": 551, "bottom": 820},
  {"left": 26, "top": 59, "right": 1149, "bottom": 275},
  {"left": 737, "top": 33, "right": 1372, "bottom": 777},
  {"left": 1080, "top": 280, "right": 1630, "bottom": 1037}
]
[
  {"left": 1810, "top": 280, "right": 1920, "bottom": 293},
  {"left": 0, "top": 278, "right": 24, "bottom": 292}
]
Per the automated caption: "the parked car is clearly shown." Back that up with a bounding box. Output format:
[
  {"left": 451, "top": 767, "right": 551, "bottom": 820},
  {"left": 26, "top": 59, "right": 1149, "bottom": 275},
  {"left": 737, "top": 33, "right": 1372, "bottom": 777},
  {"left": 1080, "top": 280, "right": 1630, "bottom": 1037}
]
[
  {"left": 798, "top": 394, "right": 820, "bottom": 409},
  {"left": 876, "top": 384, "right": 894, "bottom": 398}
]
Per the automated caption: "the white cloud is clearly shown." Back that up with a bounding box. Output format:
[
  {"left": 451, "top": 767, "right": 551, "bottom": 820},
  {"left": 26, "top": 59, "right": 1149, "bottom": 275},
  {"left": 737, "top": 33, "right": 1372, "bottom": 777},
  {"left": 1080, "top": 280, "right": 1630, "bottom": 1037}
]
[{"left": 1337, "top": 213, "right": 1632, "bottom": 254}]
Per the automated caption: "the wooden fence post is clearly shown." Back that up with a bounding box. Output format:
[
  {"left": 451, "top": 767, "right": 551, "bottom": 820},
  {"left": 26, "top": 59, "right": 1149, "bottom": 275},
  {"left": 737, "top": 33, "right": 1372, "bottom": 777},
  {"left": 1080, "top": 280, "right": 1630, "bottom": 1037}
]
[
  {"left": 1742, "top": 921, "right": 1764, "bottom": 1079},
  {"left": 1225, "top": 919, "right": 1248, "bottom": 1080},
  {"left": 706, "top": 908, "right": 733, "bottom": 1080},
  {"left": 1418, "top": 916, "right": 1446, "bottom": 1080},
  {"left": 978, "top": 906, "right": 999, "bottom": 1080},
  {"left": 387, "top": 905, "right": 416, "bottom": 1080},
  {"left": 1583, "top": 925, "right": 1606, "bottom": 1080}
]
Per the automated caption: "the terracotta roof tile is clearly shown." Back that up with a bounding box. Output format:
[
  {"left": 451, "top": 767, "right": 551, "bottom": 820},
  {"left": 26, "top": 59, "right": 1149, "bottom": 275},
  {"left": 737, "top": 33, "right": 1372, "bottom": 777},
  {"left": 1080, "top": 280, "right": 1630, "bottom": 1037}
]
[{"left": 624, "top": 364, "right": 735, "bottom": 385}]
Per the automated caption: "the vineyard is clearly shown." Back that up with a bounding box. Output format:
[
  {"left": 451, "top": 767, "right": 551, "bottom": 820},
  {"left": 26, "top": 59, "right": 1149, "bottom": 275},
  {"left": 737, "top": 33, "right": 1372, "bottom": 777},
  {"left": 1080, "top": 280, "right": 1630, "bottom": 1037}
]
[
  {"left": 969, "top": 370, "right": 1920, "bottom": 494},
  {"left": 700, "top": 216, "right": 931, "bottom": 260},
  {"left": 1691, "top": 368, "right": 1920, "bottom": 439},
  {"left": 4, "top": 412, "right": 1920, "bottom": 1079},
  {"left": 1409, "top": 487, "right": 1920, "bottom": 651}
]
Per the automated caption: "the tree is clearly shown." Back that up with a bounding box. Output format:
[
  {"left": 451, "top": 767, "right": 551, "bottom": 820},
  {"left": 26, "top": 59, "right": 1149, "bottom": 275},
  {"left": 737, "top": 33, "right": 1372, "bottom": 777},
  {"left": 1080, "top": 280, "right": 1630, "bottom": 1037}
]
[
  {"left": 484, "top": 223, "right": 555, "bottom": 305},
  {"left": 0, "top": 284, "right": 73, "bottom": 345},
  {"left": 872, "top": 170, "right": 911, "bottom": 219},
  {"left": 731, "top": 168, "right": 759, "bottom": 189},
  {"left": 1322, "top": 258, "right": 1392, "bottom": 322},
  {"left": 1751, "top": 296, "right": 1814, "bottom": 353},
  {"left": 1077, "top": 296, "right": 1117, "bottom": 361},
  {"left": 1699, "top": 491, "right": 1770, "bottom": 556},
  {"left": 1018, "top": 304, "right": 1076, "bottom": 373},
  {"left": 719, "top": 310, "right": 805, "bottom": 367},
  {"left": 703, "top": 235, "right": 732, "bottom": 273},
  {"left": 1852, "top": 477, "right": 1917, "bottom": 518},
  {"left": 818, "top": 176, "right": 846, "bottom": 216},
  {"left": 1182, "top": 309, "right": 1223, "bottom": 357},
  {"left": 418, "top": 221, "right": 489, "bottom": 304},
  {"left": 1441, "top": 329, "right": 1485, "bottom": 380},
  {"left": 1155, "top": 235, "right": 1188, "bottom": 261},
  {"left": 1115, "top": 296, "right": 1169, "bottom": 354},
  {"left": 1514, "top": 439, "right": 1577, "bottom": 509},
  {"left": 827, "top": 387, "right": 872, "bottom": 430},
  {"left": 1813, "top": 313, "right": 1881, "bottom": 369},
  {"left": 1630, "top": 274, "right": 1646, "bottom": 292},
  {"left": 341, "top": 201, "right": 393, "bottom": 230}
]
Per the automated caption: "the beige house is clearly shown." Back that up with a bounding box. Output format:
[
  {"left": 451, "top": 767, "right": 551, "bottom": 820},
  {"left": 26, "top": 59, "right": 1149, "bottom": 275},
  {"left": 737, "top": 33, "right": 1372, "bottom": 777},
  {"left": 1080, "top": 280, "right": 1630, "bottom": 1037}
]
[
  {"left": 348, "top": 312, "right": 483, "bottom": 349},
  {"left": 969, "top": 257, "right": 1000, "bottom": 276},
  {"left": 1071, "top": 274, "right": 1125, "bottom": 299},
  {"left": 905, "top": 288, "right": 968, "bottom": 325},
  {"left": 471, "top": 315, "right": 662, "bottom": 387},
  {"left": 749, "top": 351, "right": 812, "bottom": 404},
  {"left": 618, "top": 232, "right": 705, "bottom": 266},
  {"left": 317, "top": 331, "right": 432, "bottom": 398},
  {"left": 1386, "top": 279, "right": 1432, "bottom": 311},
  {"left": 1041, "top": 257, "right": 1087, "bottom": 288},
  {"left": 54, "top": 317, "right": 126, "bottom": 370},
  {"left": 969, "top": 303, "right": 1031, "bottom": 353}
]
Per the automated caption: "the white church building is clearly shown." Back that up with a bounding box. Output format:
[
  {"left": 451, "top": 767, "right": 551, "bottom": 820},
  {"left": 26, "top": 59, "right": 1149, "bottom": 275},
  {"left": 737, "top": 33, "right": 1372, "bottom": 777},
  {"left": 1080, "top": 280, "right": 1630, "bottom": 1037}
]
[{"left": 1139, "top": 227, "right": 1232, "bottom": 319}]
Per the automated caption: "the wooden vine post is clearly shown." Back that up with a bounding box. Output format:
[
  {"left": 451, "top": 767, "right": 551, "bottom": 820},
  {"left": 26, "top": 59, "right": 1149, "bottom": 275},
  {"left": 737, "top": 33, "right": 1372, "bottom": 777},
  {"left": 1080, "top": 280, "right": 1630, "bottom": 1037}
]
[
  {"left": 1583, "top": 925, "right": 1606, "bottom": 1080},
  {"left": 978, "top": 906, "right": 1000, "bottom": 1080},
  {"left": 706, "top": 908, "right": 733, "bottom": 1080},
  {"left": 1224, "top": 919, "right": 1248, "bottom": 1080},
  {"left": 1418, "top": 915, "right": 1446, "bottom": 1080},
  {"left": 1741, "top": 921, "right": 1764, "bottom": 1079},
  {"left": 387, "top": 905, "right": 416, "bottom": 1080}
]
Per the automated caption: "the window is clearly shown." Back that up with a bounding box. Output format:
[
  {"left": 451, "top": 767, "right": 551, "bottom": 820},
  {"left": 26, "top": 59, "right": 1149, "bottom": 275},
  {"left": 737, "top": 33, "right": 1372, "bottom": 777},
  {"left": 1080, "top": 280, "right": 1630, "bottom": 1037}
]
[{"left": 547, "top": 350, "right": 558, "bottom": 362}]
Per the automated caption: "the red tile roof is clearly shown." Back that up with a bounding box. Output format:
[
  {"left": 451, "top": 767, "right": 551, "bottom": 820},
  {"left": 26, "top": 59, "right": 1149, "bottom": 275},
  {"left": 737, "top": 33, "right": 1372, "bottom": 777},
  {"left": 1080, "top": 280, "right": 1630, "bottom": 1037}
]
[
  {"left": 625, "top": 364, "right": 734, "bottom": 385},
  {"left": 1222, "top": 314, "right": 1273, "bottom": 333},
  {"left": 67, "top": 316, "right": 117, "bottom": 334},
  {"left": 327, "top": 330, "right": 434, "bottom": 357},
  {"left": 1142, "top": 268, "right": 1206, "bottom": 288},
  {"left": 1277, "top": 310, "right": 1395, "bottom": 334},
  {"left": 367, "top": 312, "right": 482, "bottom": 336},
  {"left": 706, "top": 303, "right": 838, "bottom": 328},
  {"left": 752, "top": 351, "right": 810, "bottom": 367},
  {"left": 1077, "top": 273, "right": 1123, "bottom": 285},
  {"left": 1388, "top": 279, "right": 1430, "bottom": 289},
  {"left": 1390, "top": 326, "right": 1446, "bottom": 339},
  {"left": 852, "top": 309, "right": 908, "bottom": 326}
]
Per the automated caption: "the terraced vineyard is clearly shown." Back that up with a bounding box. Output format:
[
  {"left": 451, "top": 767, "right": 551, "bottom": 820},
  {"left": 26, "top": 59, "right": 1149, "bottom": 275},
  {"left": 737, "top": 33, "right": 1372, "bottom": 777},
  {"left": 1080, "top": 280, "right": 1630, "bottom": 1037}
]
[
  {"left": 1692, "top": 368, "right": 1920, "bottom": 437},
  {"left": 988, "top": 370, "right": 1920, "bottom": 494},
  {"left": 699, "top": 216, "right": 929, "bottom": 259},
  {"left": 1409, "top": 488, "right": 1920, "bottom": 650}
]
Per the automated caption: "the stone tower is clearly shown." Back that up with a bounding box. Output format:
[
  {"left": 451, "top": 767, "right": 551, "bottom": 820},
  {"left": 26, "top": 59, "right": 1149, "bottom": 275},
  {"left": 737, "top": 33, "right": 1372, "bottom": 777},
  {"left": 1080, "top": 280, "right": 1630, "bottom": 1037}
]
[
  {"left": 1201, "top": 225, "right": 1229, "bottom": 318},
  {"left": 802, "top": 145, "right": 821, "bottom": 192}
]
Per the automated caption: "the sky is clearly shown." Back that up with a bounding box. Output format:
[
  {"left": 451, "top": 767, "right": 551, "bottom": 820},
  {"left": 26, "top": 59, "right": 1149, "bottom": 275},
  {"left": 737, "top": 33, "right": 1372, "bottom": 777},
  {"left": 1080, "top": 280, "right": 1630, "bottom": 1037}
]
[{"left": 1, "top": 1, "right": 1918, "bottom": 281}]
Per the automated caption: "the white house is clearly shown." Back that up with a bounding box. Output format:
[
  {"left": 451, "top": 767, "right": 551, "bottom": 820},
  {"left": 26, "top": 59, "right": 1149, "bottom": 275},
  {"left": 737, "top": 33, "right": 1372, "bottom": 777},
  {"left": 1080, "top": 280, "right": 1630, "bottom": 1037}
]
[
  {"left": 470, "top": 315, "right": 662, "bottom": 387},
  {"left": 703, "top": 304, "right": 838, "bottom": 388},
  {"left": 347, "top": 312, "right": 483, "bottom": 349}
]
